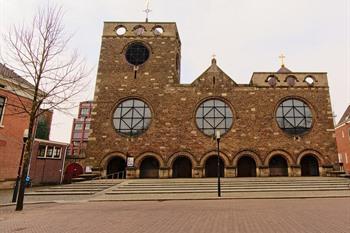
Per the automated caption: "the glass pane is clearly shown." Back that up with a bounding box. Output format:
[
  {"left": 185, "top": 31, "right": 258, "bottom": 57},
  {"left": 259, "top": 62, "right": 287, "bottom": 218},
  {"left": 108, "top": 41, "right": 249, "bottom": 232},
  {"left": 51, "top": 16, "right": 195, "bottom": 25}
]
[{"left": 195, "top": 99, "right": 233, "bottom": 136}]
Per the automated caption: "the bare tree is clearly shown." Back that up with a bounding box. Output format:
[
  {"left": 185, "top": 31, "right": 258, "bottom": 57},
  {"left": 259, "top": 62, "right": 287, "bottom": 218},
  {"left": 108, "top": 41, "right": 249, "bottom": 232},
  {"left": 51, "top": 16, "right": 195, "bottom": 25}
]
[{"left": 2, "top": 4, "right": 89, "bottom": 211}]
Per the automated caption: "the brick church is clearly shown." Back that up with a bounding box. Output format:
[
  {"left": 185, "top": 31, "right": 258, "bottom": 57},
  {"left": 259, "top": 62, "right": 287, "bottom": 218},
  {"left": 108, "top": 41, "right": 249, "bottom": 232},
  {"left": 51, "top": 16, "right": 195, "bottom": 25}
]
[{"left": 82, "top": 21, "right": 338, "bottom": 179}]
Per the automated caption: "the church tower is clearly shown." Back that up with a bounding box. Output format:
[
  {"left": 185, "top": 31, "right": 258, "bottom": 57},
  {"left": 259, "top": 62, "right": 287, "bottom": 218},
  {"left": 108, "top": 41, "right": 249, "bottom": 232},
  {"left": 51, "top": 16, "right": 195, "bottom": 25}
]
[{"left": 85, "top": 22, "right": 181, "bottom": 176}]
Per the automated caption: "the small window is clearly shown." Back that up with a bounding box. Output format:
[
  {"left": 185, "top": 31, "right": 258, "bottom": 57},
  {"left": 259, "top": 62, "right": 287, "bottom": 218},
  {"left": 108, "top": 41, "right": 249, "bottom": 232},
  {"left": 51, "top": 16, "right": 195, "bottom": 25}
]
[
  {"left": 152, "top": 26, "right": 164, "bottom": 35},
  {"left": 115, "top": 25, "right": 127, "bottom": 36},
  {"left": 286, "top": 76, "right": 297, "bottom": 87},
  {"left": 74, "top": 123, "right": 83, "bottom": 130},
  {"left": 80, "top": 108, "right": 89, "bottom": 117},
  {"left": 133, "top": 25, "right": 146, "bottom": 36},
  {"left": 0, "top": 96, "right": 5, "bottom": 124},
  {"left": 46, "top": 146, "right": 53, "bottom": 158},
  {"left": 73, "top": 132, "right": 82, "bottom": 139},
  {"left": 304, "top": 76, "right": 315, "bottom": 86},
  {"left": 267, "top": 75, "right": 278, "bottom": 87},
  {"left": 54, "top": 147, "right": 61, "bottom": 158},
  {"left": 73, "top": 141, "right": 80, "bottom": 146},
  {"left": 38, "top": 145, "right": 46, "bottom": 157},
  {"left": 85, "top": 123, "right": 90, "bottom": 130}
]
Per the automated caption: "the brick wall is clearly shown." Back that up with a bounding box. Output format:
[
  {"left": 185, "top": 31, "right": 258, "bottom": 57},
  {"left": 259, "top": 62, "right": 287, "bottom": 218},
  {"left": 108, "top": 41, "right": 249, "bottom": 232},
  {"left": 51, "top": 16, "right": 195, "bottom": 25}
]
[
  {"left": 0, "top": 89, "right": 31, "bottom": 188},
  {"left": 335, "top": 123, "right": 350, "bottom": 173},
  {"left": 83, "top": 22, "right": 337, "bottom": 178}
]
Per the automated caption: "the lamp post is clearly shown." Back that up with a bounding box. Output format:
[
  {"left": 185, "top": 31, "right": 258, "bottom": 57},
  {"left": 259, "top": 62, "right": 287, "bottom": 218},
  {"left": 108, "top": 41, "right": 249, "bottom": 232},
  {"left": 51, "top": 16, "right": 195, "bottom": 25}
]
[
  {"left": 216, "top": 130, "right": 221, "bottom": 197},
  {"left": 12, "top": 129, "right": 29, "bottom": 203}
]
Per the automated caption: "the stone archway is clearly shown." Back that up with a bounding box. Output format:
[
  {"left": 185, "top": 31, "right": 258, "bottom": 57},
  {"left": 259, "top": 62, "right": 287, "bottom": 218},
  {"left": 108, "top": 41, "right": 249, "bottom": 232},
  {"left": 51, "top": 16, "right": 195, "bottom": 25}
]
[
  {"left": 300, "top": 155, "right": 319, "bottom": 176},
  {"left": 269, "top": 155, "right": 288, "bottom": 176},
  {"left": 205, "top": 156, "right": 224, "bottom": 177},
  {"left": 140, "top": 156, "right": 160, "bottom": 178},
  {"left": 172, "top": 156, "right": 192, "bottom": 178},
  {"left": 107, "top": 156, "right": 126, "bottom": 179},
  {"left": 237, "top": 156, "right": 256, "bottom": 177}
]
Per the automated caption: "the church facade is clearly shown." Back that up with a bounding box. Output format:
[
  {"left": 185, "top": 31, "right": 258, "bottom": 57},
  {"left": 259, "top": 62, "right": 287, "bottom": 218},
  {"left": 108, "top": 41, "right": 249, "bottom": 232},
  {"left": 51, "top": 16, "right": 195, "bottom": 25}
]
[{"left": 83, "top": 21, "right": 337, "bottom": 178}]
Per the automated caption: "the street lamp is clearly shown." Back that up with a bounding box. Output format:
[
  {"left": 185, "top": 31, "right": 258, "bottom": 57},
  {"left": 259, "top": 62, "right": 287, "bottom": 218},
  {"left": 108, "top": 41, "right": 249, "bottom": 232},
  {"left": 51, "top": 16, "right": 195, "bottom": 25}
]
[
  {"left": 216, "top": 130, "right": 221, "bottom": 197},
  {"left": 12, "top": 129, "right": 29, "bottom": 203}
]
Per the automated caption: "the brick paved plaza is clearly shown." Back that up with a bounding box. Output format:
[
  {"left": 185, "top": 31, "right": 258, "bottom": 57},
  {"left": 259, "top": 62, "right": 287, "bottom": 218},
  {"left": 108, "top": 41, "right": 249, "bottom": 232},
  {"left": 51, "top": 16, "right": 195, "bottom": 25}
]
[{"left": 1, "top": 198, "right": 349, "bottom": 233}]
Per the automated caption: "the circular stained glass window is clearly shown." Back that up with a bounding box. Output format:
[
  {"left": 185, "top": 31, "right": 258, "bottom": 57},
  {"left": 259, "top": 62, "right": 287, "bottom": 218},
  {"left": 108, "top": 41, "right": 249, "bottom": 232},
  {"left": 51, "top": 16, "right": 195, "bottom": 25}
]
[
  {"left": 195, "top": 99, "right": 233, "bottom": 136},
  {"left": 113, "top": 99, "right": 151, "bottom": 136},
  {"left": 276, "top": 98, "right": 313, "bottom": 135},
  {"left": 125, "top": 42, "right": 150, "bottom": 66}
]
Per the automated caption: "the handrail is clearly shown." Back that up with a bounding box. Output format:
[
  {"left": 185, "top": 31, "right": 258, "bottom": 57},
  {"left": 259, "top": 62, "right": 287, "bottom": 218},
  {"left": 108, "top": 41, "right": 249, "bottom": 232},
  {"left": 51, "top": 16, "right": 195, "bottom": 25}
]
[{"left": 92, "top": 170, "right": 126, "bottom": 180}]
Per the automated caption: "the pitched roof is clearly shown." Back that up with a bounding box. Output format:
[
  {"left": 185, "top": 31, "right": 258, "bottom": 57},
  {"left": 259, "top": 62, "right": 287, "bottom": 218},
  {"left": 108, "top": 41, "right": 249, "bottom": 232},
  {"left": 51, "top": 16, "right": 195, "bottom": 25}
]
[
  {"left": 337, "top": 105, "right": 350, "bottom": 126},
  {"left": 0, "top": 63, "right": 34, "bottom": 88},
  {"left": 191, "top": 58, "right": 237, "bottom": 87},
  {"left": 277, "top": 65, "right": 292, "bottom": 73}
]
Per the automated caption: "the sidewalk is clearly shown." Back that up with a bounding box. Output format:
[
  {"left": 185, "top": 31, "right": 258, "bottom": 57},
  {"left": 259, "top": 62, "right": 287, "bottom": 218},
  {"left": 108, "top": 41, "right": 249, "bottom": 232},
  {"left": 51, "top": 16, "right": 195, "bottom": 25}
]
[{"left": 1, "top": 198, "right": 349, "bottom": 233}]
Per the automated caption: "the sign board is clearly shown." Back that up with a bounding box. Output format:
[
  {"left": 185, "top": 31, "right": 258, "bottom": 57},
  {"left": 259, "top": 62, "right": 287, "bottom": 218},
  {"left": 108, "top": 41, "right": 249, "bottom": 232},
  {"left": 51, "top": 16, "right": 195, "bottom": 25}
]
[{"left": 127, "top": 157, "right": 134, "bottom": 167}]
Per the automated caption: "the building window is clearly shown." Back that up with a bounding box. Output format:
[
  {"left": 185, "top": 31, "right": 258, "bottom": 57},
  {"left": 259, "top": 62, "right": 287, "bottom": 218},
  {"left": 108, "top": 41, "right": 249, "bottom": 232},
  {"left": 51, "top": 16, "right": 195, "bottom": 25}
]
[
  {"left": 112, "top": 99, "right": 151, "bottom": 136},
  {"left": 46, "top": 146, "right": 54, "bottom": 158},
  {"left": 73, "top": 132, "right": 82, "bottom": 139},
  {"left": 74, "top": 123, "right": 83, "bottom": 130},
  {"left": 38, "top": 145, "right": 46, "bottom": 157},
  {"left": 54, "top": 147, "right": 61, "bottom": 158},
  {"left": 0, "top": 96, "right": 5, "bottom": 125},
  {"left": 73, "top": 149, "right": 79, "bottom": 156},
  {"left": 195, "top": 99, "right": 233, "bottom": 136},
  {"left": 85, "top": 123, "right": 90, "bottom": 130},
  {"left": 125, "top": 42, "right": 150, "bottom": 66},
  {"left": 276, "top": 98, "right": 313, "bottom": 135},
  {"left": 80, "top": 108, "right": 89, "bottom": 117},
  {"left": 73, "top": 141, "right": 80, "bottom": 146}
]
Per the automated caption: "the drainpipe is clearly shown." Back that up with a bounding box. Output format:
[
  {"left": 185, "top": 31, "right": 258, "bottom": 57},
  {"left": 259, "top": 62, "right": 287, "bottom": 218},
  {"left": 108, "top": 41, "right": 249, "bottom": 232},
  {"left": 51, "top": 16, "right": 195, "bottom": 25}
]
[{"left": 60, "top": 146, "right": 68, "bottom": 184}]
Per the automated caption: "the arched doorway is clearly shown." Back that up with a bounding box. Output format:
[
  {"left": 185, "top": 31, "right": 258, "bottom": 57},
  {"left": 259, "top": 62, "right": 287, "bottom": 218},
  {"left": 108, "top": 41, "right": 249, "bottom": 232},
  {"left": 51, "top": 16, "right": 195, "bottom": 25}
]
[
  {"left": 172, "top": 156, "right": 192, "bottom": 178},
  {"left": 205, "top": 156, "right": 224, "bottom": 177},
  {"left": 237, "top": 156, "right": 256, "bottom": 177},
  {"left": 269, "top": 155, "right": 288, "bottom": 176},
  {"left": 64, "top": 163, "right": 83, "bottom": 182},
  {"left": 140, "top": 157, "right": 159, "bottom": 178},
  {"left": 107, "top": 157, "right": 126, "bottom": 178},
  {"left": 300, "top": 155, "right": 319, "bottom": 176}
]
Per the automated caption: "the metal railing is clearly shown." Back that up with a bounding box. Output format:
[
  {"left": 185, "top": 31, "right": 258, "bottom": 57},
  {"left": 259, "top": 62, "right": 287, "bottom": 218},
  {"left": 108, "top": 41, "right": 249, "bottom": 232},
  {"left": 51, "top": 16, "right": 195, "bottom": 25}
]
[{"left": 93, "top": 170, "right": 126, "bottom": 180}]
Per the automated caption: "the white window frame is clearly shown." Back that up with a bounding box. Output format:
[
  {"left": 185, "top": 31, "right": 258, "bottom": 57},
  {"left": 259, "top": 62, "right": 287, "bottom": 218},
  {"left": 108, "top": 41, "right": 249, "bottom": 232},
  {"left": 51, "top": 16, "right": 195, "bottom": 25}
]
[
  {"left": 37, "top": 145, "right": 62, "bottom": 159},
  {"left": 0, "top": 96, "right": 6, "bottom": 127}
]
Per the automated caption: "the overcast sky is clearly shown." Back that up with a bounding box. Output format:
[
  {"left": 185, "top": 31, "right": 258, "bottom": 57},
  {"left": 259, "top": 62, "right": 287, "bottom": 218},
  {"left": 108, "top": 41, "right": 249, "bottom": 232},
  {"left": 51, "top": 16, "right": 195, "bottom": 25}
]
[{"left": 1, "top": 0, "right": 349, "bottom": 143}]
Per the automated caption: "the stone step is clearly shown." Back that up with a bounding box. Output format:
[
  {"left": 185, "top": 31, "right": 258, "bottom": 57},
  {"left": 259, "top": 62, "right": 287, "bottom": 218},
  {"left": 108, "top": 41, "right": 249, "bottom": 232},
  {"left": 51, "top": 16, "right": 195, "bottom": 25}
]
[
  {"left": 25, "top": 191, "right": 95, "bottom": 196},
  {"left": 114, "top": 185, "right": 350, "bottom": 191},
  {"left": 37, "top": 188, "right": 104, "bottom": 192},
  {"left": 106, "top": 187, "right": 350, "bottom": 195},
  {"left": 124, "top": 181, "right": 350, "bottom": 186}
]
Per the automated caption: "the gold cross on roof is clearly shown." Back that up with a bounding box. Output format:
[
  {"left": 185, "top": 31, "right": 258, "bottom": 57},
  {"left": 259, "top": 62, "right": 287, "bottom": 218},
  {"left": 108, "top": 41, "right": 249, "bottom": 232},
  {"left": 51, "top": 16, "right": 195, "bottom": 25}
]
[{"left": 279, "top": 54, "right": 286, "bottom": 66}]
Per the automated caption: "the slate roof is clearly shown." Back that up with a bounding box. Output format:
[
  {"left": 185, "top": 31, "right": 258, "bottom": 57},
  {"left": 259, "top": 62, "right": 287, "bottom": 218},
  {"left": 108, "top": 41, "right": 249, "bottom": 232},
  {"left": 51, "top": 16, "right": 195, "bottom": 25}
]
[
  {"left": 0, "top": 63, "right": 34, "bottom": 88},
  {"left": 338, "top": 105, "right": 350, "bottom": 126}
]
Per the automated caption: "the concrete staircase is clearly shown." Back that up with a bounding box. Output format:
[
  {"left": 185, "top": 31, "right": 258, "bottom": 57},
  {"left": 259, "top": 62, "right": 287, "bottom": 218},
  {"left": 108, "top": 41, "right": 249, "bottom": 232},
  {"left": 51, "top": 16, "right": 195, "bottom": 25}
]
[
  {"left": 93, "top": 177, "right": 350, "bottom": 201},
  {"left": 25, "top": 179, "right": 123, "bottom": 196}
]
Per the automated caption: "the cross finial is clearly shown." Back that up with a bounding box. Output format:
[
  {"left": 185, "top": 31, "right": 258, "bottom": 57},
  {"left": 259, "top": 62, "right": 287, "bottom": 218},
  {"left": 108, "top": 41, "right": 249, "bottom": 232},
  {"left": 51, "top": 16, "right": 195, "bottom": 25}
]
[
  {"left": 144, "top": 0, "right": 152, "bottom": 22},
  {"left": 279, "top": 53, "right": 286, "bottom": 67},
  {"left": 211, "top": 54, "right": 217, "bottom": 64}
]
